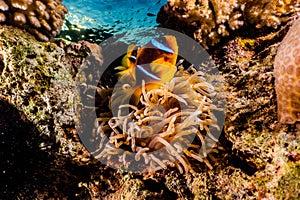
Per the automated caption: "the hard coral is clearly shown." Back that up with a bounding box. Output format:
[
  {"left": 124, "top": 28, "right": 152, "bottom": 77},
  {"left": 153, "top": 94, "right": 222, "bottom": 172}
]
[
  {"left": 0, "top": 0, "right": 67, "bottom": 41},
  {"left": 157, "top": 0, "right": 299, "bottom": 49},
  {"left": 158, "top": 0, "right": 243, "bottom": 49},
  {"left": 94, "top": 67, "right": 223, "bottom": 173},
  {"left": 274, "top": 17, "right": 300, "bottom": 124}
]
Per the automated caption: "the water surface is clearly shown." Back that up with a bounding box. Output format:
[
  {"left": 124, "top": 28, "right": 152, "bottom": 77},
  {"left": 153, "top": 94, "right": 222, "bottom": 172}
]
[{"left": 61, "top": 0, "right": 166, "bottom": 42}]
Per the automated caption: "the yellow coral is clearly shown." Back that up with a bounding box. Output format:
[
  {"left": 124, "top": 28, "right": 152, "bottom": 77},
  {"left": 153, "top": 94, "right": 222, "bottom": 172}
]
[
  {"left": 274, "top": 17, "right": 300, "bottom": 124},
  {"left": 0, "top": 0, "right": 67, "bottom": 41}
]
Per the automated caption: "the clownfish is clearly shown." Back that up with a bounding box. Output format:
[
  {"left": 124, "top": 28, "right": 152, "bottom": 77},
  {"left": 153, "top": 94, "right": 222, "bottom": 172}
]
[{"left": 116, "top": 35, "right": 178, "bottom": 104}]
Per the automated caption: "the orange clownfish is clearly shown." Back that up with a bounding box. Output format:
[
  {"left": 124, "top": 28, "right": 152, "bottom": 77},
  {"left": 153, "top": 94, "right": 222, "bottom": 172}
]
[{"left": 116, "top": 35, "right": 178, "bottom": 104}]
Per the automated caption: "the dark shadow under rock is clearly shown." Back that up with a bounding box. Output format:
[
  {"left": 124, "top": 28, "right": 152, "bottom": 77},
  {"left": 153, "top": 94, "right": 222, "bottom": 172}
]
[
  {"left": 0, "top": 99, "right": 54, "bottom": 198},
  {"left": 0, "top": 99, "right": 100, "bottom": 199}
]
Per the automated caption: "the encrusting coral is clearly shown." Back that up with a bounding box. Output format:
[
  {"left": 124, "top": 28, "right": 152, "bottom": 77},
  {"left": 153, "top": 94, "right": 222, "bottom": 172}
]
[
  {"left": 274, "top": 17, "right": 300, "bottom": 124},
  {"left": 0, "top": 0, "right": 67, "bottom": 41},
  {"left": 157, "top": 0, "right": 299, "bottom": 49},
  {"left": 93, "top": 66, "right": 223, "bottom": 173}
]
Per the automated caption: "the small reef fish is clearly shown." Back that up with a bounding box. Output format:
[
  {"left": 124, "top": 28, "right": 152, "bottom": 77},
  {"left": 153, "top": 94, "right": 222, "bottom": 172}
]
[{"left": 116, "top": 35, "right": 178, "bottom": 104}]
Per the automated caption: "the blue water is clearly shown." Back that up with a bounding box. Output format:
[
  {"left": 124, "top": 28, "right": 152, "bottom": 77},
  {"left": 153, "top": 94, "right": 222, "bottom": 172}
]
[{"left": 62, "top": 0, "right": 166, "bottom": 42}]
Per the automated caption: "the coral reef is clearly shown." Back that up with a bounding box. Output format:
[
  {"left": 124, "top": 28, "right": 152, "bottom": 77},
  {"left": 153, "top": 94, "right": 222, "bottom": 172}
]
[
  {"left": 157, "top": 0, "right": 299, "bottom": 49},
  {"left": 274, "top": 17, "right": 300, "bottom": 124},
  {"left": 1, "top": 3, "right": 300, "bottom": 199},
  {"left": 0, "top": 0, "right": 67, "bottom": 41}
]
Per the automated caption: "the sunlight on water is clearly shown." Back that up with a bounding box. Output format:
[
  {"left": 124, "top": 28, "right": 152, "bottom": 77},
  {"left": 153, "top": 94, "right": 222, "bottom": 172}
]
[{"left": 61, "top": 0, "right": 166, "bottom": 42}]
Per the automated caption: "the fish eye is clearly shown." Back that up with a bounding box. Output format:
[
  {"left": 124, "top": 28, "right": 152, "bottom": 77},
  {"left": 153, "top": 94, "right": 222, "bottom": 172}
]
[{"left": 129, "top": 55, "right": 136, "bottom": 62}]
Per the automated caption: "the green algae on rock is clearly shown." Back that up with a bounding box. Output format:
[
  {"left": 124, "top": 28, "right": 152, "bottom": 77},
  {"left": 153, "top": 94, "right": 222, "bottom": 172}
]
[
  {"left": 0, "top": 26, "right": 74, "bottom": 131},
  {"left": 275, "top": 163, "right": 300, "bottom": 199},
  {"left": 0, "top": 25, "right": 97, "bottom": 198}
]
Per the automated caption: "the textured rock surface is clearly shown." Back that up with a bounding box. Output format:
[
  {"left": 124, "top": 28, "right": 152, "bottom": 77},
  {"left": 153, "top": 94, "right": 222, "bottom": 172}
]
[
  {"left": 274, "top": 17, "right": 300, "bottom": 124},
  {"left": 0, "top": 26, "right": 95, "bottom": 199},
  {"left": 206, "top": 18, "right": 300, "bottom": 199},
  {"left": 0, "top": 0, "right": 67, "bottom": 41}
]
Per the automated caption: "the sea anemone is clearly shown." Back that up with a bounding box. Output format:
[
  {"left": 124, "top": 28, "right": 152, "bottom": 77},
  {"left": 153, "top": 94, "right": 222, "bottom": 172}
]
[
  {"left": 92, "top": 66, "right": 223, "bottom": 173},
  {"left": 0, "top": 0, "right": 68, "bottom": 41},
  {"left": 274, "top": 17, "right": 300, "bottom": 124}
]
